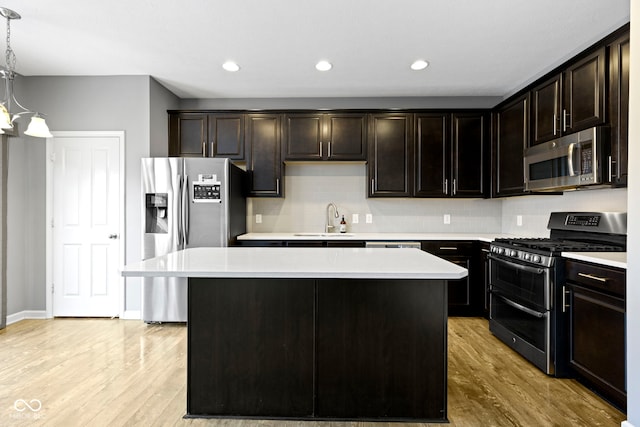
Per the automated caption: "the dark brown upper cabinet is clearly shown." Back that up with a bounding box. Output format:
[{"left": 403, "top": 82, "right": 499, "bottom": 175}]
[
  {"left": 169, "top": 112, "right": 244, "bottom": 160},
  {"left": 415, "top": 113, "right": 449, "bottom": 197},
  {"left": 208, "top": 114, "right": 245, "bottom": 159},
  {"left": 608, "top": 31, "right": 629, "bottom": 186},
  {"left": 492, "top": 94, "right": 529, "bottom": 197},
  {"left": 530, "top": 47, "right": 606, "bottom": 146},
  {"left": 246, "top": 113, "right": 283, "bottom": 197},
  {"left": 563, "top": 48, "right": 606, "bottom": 132},
  {"left": 530, "top": 75, "right": 561, "bottom": 145},
  {"left": 283, "top": 112, "right": 366, "bottom": 161},
  {"left": 368, "top": 113, "right": 413, "bottom": 197},
  {"left": 169, "top": 112, "right": 208, "bottom": 157},
  {"left": 415, "top": 112, "right": 487, "bottom": 198},
  {"left": 451, "top": 112, "right": 488, "bottom": 197}
]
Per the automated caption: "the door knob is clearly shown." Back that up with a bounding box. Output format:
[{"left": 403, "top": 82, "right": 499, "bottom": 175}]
[{"left": 108, "top": 234, "right": 118, "bottom": 239}]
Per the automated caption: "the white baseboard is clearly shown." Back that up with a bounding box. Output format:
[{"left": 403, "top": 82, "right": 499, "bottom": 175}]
[
  {"left": 7, "top": 310, "right": 48, "bottom": 325},
  {"left": 121, "top": 310, "right": 141, "bottom": 320}
]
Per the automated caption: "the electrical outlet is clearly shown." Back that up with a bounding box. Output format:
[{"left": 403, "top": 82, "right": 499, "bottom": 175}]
[
  {"left": 365, "top": 214, "right": 373, "bottom": 224},
  {"left": 255, "top": 214, "right": 262, "bottom": 224},
  {"left": 517, "top": 215, "right": 523, "bottom": 226},
  {"left": 443, "top": 214, "right": 451, "bottom": 225},
  {"left": 352, "top": 213, "right": 359, "bottom": 224}
]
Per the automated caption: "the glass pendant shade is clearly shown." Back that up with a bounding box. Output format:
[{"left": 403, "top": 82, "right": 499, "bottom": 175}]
[
  {"left": 24, "top": 116, "right": 52, "bottom": 138},
  {"left": 0, "top": 105, "right": 12, "bottom": 129}
]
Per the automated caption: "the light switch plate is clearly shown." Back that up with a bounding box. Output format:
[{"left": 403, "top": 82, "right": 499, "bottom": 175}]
[
  {"left": 365, "top": 214, "right": 373, "bottom": 224},
  {"left": 443, "top": 214, "right": 451, "bottom": 224},
  {"left": 352, "top": 213, "right": 359, "bottom": 224},
  {"left": 255, "top": 214, "right": 262, "bottom": 224},
  {"left": 517, "top": 215, "right": 523, "bottom": 226}
]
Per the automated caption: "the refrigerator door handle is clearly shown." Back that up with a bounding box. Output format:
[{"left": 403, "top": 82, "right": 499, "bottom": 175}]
[
  {"left": 177, "top": 174, "right": 184, "bottom": 247},
  {"left": 182, "top": 174, "right": 189, "bottom": 246}
]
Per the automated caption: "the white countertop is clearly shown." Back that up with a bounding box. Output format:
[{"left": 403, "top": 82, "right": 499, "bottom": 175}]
[
  {"left": 562, "top": 252, "right": 627, "bottom": 269},
  {"left": 121, "top": 247, "right": 468, "bottom": 279},
  {"left": 238, "top": 232, "right": 523, "bottom": 243}
]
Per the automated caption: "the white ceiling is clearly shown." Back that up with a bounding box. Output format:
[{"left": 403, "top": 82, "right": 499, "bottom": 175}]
[{"left": 0, "top": 0, "right": 630, "bottom": 100}]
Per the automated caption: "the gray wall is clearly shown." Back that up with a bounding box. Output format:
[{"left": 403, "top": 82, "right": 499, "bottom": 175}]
[
  {"left": 6, "top": 75, "right": 178, "bottom": 316},
  {"left": 150, "top": 78, "right": 179, "bottom": 157},
  {"left": 0, "top": 137, "right": 6, "bottom": 328}
]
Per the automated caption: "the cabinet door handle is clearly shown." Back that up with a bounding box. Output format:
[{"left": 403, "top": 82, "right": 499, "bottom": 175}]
[
  {"left": 553, "top": 114, "right": 557, "bottom": 135},
  {"left": 319, "top": 142, "right": 323, "bottom": 158},
  {"left": 444, "top": 178, "right": 448, "bottom": 195},
  {"left": 608, "top": 155, "right": 614, "bottom": 182},
  {"left": 577, "top": 272, "right": 608, "bottom": 283},
  {"left": 452, "top": 179, "right": 457, "bottom": 196},
  {"left": 276, "top": 178, "right": 280, "bottom": 194},
  {"left": 202, "top": 141, "right": 206, "bottom": 157},
  {"left": 562, "top": 285, "right": 570, "bottom": 313},
  {"left": 210, "top": 141, "right": 215, "bottom": 157},
  {"left": 439, "top": 247, "right": 458, "bottom": 250},
  {"left": 609, "top": 156, "right": 620, "bottom": 182},
  {"left": 563, "top": 109, "right": 570, "bottom": 132},
  {"left": 371, "top": 178, "right": 375, "bottom": 194},
  {"left": 328, "top": 141, "right": 332, "bottom": 158}
]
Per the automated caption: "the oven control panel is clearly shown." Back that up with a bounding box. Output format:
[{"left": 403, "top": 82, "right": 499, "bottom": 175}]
[{"left": 566, "top": 214, "right": 600, "bottom": 227}]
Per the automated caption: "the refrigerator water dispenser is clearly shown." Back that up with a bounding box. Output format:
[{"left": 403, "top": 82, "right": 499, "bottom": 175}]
[{"left": 145, "top": 193, "right": 168, "bottom": 233}]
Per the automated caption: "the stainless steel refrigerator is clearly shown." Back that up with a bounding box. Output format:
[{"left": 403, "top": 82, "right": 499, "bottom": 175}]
[{"left": 141, "top": 157, "right": 246, "bottom": 322}]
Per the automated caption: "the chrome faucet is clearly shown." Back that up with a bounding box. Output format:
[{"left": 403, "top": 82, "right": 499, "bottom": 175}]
[{"left": 325, "top": 203, "right": 339, "bottom": 233}]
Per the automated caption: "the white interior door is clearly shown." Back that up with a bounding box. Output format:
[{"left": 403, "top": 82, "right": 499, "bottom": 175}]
[{"left": 51, "top": 134, "right": 122, "bottom": 317}]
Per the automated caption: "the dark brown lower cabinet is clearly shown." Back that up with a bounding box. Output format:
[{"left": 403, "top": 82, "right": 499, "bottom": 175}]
[
  {"left": 187, "top": 277, "right": 447, "bottom": 421},
  {"left": 316, "top": 279, "right": 446, "bottom": 419},
  {"left": 565, "top": 260, "right": 626, "bottom": 411},
  {"left": 188, "top": 278, "right": 315, "bottom": 417},
  {"left": 421, "top": 241, "right": 482, "bottom": 316}
]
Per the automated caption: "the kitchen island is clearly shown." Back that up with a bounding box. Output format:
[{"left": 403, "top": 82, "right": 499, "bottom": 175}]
[{"left": 122, "top": 246, "right": 467, "bottom": 422}]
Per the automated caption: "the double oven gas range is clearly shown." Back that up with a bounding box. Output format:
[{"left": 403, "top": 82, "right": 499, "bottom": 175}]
[{"left": 488, "top": 212, "right": 626, "bottom": 376}]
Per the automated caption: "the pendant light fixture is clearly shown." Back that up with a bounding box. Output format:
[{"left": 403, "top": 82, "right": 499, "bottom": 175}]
[{"left": 0, "top": 7, "right": 51, "bottom": 138}]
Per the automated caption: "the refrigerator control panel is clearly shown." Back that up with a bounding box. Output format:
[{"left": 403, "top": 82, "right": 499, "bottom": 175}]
[{"left": 192, "top": 174, "right": 221, "bottom": 203}]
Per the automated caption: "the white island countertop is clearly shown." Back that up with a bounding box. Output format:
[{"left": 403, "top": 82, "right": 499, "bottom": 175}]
[{"left": 121, "top": 247, "right": 468, "bottom": 279}]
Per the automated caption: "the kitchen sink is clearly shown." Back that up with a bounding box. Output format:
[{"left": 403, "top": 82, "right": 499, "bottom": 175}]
[{"left": 293, "top": 233, "right": 355, "bottom": 237}]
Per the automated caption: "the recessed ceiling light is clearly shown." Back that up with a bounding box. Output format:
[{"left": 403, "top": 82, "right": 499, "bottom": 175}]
[
  {"left": 410, "top": 60, "right": 429, "bottom": 71},
  {"left": 222, "top": 61, "right": 240, "bottom": 72},
  {"left": 315, "top": 60, "right": 332, "bottom": 71}
]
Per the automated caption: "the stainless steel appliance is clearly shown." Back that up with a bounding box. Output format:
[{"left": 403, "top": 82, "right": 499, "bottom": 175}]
[
  {"left": 141, "top": 157, "right": 246, "bottom": 322},
  {"left": 524, "top": 127, "right": 609, "bottom": 192},
  {"left": 488, "top": 212, "right": 626, "bottom": 376},
  {"left": 365, "top": 241, "right": 422, "bottom": 249}
]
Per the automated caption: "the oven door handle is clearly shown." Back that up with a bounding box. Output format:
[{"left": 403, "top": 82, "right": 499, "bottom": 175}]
[
  {"left": 488, "top": 255, "right": 546, "bottom": 274},
  {"left": 494, "top": 293, "right": 547, "bottom": 318}
]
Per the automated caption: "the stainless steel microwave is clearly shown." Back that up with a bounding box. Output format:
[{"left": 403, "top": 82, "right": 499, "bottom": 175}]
[{"left": 524, "top": 127, "right": 608, "bottom": 192}]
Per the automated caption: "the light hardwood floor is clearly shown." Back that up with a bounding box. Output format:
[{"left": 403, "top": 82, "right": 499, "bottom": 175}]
[{"left": 0, "top": 317, "right": 625, "bottom": 427}]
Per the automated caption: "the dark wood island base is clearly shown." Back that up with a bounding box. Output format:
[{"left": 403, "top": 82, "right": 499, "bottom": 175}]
[{"left": 186, "top": 277, "right": 448, "bottom": 422}]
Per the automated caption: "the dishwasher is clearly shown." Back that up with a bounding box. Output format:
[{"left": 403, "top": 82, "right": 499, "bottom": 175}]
[{"left": 365, "top": 241, "right": 422, "bottom": 249}]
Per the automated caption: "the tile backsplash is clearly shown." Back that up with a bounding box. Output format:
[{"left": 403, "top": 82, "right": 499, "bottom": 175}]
[
  {"left": 501, "top": 187, "right": 628, "bottom": 236},
  {"left": 248, "top": 163, "right": 502, "bottom": 233},
  {"left": 247, "top": 163, "right": 628, "bottom": 236}
]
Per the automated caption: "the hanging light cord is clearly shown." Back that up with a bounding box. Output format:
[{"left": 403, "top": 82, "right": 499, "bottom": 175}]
[
  {"left": 2, "top": 14, "right": 32, "bottom": 117},
  {"left": 4, "top": 13, "right": 15, "bottom": 74}
]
